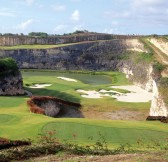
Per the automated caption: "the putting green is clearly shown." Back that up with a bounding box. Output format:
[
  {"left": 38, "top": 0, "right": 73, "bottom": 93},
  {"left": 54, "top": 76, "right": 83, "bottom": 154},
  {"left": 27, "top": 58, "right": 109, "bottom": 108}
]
[{"left": 42, "top": 119, "right": 168, "bottom": 145}]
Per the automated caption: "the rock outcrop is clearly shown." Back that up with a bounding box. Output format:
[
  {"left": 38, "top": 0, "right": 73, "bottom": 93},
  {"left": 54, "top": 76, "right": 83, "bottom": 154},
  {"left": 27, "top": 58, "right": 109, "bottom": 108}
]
[{"left": 0, "top": 58, "right": 24, "bottom": 96}]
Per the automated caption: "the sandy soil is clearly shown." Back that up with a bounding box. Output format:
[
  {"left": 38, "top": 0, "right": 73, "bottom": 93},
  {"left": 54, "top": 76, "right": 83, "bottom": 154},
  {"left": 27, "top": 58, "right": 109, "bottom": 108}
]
[
  {"left": 83, "top": 110, "right": 148, "bottom": 121},
  {"left": 29, "top": 84, "right": 52, "bottom": 88},
  {"left": 57, "top": 77, "right": 77, "bottom": 82}
]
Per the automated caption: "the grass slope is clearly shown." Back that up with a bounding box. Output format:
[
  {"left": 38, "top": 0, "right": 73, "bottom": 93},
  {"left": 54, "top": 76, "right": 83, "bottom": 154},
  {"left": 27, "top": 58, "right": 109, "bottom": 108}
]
[{"left": 0, "top": 41, "right": 99, "bottom": 50}]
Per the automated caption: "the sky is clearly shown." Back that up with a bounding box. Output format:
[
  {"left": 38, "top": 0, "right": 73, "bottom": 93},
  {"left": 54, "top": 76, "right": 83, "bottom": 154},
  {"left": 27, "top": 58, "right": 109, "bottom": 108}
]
[{"left": 0, "top": 0, "right": 168, "bottom": 35}]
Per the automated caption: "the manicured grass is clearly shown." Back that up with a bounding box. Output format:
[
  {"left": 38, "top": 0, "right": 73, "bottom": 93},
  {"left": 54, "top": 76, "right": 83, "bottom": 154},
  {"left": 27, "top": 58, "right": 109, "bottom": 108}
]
[
  {"left": 42, "top": 119, "right": 168, "bottom": 145},
  {"left": 0, "top": 70, "right": 165, "bottom": 149},
  {"left": 22, "top": 70, "right": 149, "bottom": 111}
]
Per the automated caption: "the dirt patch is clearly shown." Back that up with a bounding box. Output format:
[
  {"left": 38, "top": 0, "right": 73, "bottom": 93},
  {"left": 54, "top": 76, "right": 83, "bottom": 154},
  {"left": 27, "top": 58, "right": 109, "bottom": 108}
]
[
  {"left": 27, "top": 96, "right": 81, "bottom": 118},
  {"left": 83, "top": 110, "right": 148, "bottom": 121},
  {"left": 0, "top": 137, "right": 31, "bottom": 150},
  {"left": 25, "top": 151, "right": 168, "bottom": 162}
]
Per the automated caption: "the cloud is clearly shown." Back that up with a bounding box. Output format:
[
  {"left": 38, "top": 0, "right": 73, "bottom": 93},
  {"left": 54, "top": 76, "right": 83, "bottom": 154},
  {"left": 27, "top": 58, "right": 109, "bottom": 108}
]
[
  {"left": 103, "top": 28, "right": 121, "bottom": 34},
  {"left": 52, "top": 5, "right": 66, "bottom": 12},
  {"left": 104, "top": 0, "right": 168, "bottom": 28},
  {"left": 54, "top": 24, "right": 67, "bottom": 33},
  {"left": 0, "top": 8, "right": 16, "bottom": 17},
  {"left": 26, "top": 0, "right": 35, "bottom": 6},
  {"left": 71, "top": 0, "right": 81, "bottom": 2},
  {"left": 16, "top": 19, "right": 33, "bottom": 30},
  {"left": 132, "top": 0, "right": 164, "bottom": 7},
  {"left": 70, "top": 10, "right": 80, "bottom": 21},
  {"left": 73, "top": 24, "right": 84, "bottom": 31},
  {"left": 104, "top": 11, "right": 130, "bottom": 19},
  {"left": 0, "top": 11, "right": 16, "bottom": 17}
]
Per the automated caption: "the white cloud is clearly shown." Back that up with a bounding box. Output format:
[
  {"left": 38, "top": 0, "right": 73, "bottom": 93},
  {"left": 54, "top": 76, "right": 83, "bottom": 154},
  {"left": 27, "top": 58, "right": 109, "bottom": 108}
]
[
  {"left": 70, "top": 10, "right": 80, "bottom": 21},
  {"left": 0, "top": 11, "right": 16, "bottom": 17},
  {"left": 71, "top": 0, "right": 81, "bottom": 2},
  {"left": 104, "top": 11, "right": 130, "bottom": 18},
  {"left": 16, "top": 19, "right": 33, "bottom": 30},
  {"left": 0, "top": 8, "right": 16, "bottom": 17},
  {"left": 52, "top": 5, "right": 66, "bottom": 12},
  {"left": 26, "top": 0, "right": 35, "bottom": 6},
  {"left": 103, "top": 28, "right": 121, "bottom": 34},
  {"left": 54, "top": 24, "right": 67, "bottom": 33},
  {"left": 73, "top": 24, "right": 84, "bottom": 31},
  {"left": 132, "top": 0, "right": 164, "bottom": 7}
]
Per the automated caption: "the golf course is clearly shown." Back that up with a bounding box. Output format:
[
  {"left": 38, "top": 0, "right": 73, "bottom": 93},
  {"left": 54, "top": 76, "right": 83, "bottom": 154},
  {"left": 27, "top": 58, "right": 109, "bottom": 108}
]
[{"left": 0, "top": 70, "right": 167, "bottom": 149}]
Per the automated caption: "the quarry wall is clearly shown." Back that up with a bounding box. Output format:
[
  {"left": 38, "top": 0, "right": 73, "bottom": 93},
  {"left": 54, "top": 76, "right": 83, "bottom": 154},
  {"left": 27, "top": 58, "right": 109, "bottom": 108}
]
[
  {"left": 0, "top": 34, "right": 140, "bottom": 46},
  {"left": 0, "top": 37, "right": 167, "bottom": 116}
]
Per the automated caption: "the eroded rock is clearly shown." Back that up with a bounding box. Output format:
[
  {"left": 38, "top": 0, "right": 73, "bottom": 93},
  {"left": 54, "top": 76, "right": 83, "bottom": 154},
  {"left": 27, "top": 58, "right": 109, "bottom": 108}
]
[{"left": 27, "top": 96, "right": 81, "bottom": 117}]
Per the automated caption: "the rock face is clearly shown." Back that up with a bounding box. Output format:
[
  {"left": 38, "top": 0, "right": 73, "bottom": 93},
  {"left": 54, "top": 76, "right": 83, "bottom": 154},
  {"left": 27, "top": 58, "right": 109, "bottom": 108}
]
[
  {"left": 0, "top": 34, "right": 140, "bottom": 46},
  {"left": 0, "top": 71, "right": 24, "bottom": 95},
  {"left": 150, "top": 80, "right": 168, "bottom": 116},
  {"left": 149, "top": 38, "right": 168, "bottom": 56},
  {"left": 0, "top": 58, "right": 24, "bottom": 96},
  {"left": 0, "top": 39, "right": 147, "bottom": 70},
  {"left": 122, "top": 62, "right": 168, "bottom": 117}
]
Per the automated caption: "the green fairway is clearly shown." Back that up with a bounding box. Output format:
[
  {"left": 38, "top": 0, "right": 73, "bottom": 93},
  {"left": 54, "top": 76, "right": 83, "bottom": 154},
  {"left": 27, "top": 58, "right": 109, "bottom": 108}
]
[
  {"left": 0, "top": 70, "right": 166, "bottom": 149},
  {"left": 22, "top": 70, "right": 149, "bottom": 111}
]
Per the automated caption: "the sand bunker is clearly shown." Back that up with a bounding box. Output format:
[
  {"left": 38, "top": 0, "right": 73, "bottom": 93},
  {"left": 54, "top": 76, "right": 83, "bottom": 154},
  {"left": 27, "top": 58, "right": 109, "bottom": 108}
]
[
  {"left": 57, "top": 77, "right": 77, "bottom": 82},
  {"left": 29, "top": 84, "right": 52, "bottom": 88},
  {"left": 111, "top": 85, "right": 153, "bottom": 102},
  {"left": 77, "top": 90, "right": 110, "bottom": 98},
  {"left": 77, "top": 85, "right": 153, "bottom": 102}
]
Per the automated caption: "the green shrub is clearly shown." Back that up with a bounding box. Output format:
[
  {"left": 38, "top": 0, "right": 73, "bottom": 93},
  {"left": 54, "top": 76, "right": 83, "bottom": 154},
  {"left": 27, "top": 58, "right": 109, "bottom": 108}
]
[
  {"left": 0, "top": 58, "right": 18, "bottom": 72},
  {"left": 153, "top": 62, "right": 165, "bottom": 73},
  {"left": 0, "top": 58, "right": 18, "bottom": 78}
]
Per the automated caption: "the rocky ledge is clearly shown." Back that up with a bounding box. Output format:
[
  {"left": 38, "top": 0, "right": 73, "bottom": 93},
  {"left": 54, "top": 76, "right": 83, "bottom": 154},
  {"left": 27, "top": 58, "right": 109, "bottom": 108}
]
[{"left": 0, "top": 58, "right": 24, "bottom": 96}]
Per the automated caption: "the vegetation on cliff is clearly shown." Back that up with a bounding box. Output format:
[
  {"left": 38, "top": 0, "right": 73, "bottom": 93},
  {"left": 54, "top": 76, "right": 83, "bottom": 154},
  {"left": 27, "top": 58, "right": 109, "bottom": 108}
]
[{"left": 0, "top": 58, "right": 18, "bottom": 77}]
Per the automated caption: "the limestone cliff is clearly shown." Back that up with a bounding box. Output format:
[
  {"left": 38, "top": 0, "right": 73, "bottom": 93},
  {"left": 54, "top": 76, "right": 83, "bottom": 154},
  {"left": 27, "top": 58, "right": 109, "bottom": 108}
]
[
  {"left": 0, "top": 58, "right": 24, "bottom": 96},
  {"left": 121, "top": 57, "right": 168, "bottom": 117},
  {"left": 0, "top": 39, "right": 147, "bottom": 70},
  {"left": 0, "top": 34, "right": 139, "bottom": 46},
  {"left": 150, "top": 80, "right": 168, "bottom": 116},
  {"left": 149, "top": 37, "right": 168, "bottom": 56}
]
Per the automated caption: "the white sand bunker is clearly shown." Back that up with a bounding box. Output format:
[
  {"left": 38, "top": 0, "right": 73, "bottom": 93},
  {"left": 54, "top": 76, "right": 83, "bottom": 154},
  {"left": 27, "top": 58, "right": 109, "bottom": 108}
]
[
  {"left": 57, "top": 77, "right": 77, "bottom": 82},
  {"left": 111, "top": 85, "right": 153, "bottom": 102},
  {"left": 77, "top": 85, "right": 153, "bottom": 102},
  {"left": 77, "top": 90, "right": 110, "bottom": 98},
  {"left": 29, "top": 84, "right": 52, "bottom": 88}
]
